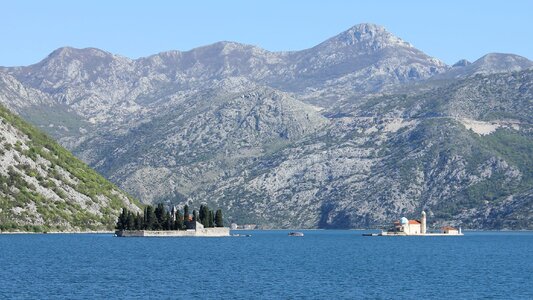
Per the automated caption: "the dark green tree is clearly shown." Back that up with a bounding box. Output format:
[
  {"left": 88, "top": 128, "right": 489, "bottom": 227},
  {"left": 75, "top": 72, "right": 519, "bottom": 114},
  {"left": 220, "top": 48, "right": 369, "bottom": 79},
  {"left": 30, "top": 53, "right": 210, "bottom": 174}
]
[
  {"left": 199, "top": 205, "right": 210, "bottom": 227},
  {"left": 143, "top": 206, "right": 148, "bottom": 228},
  {"left": 162, "top": 212, "right": 172, "bottom": 230},
  {"left": 215, "top": 209, "right": 223, "bottom": 227},
  {"left": 192, "top": 210, "right": 198, "bottom": 222},
  {"left": 134, "top": 213, "right": 143, "bottom": 230},
  {"left": 155, "top": 203, "right": 166, "bottom": 225},
  {"left": 116, "top": 208, "right": 128, "bottom": 230},
  {"left": 175, "top": 210, "right": 184, "bottom": 230},
  {"left": 183, "top": 205, "right": 189, "bottom": 221},
  {"left": 145, "top": 205, "right": 157, "bottom": 230},
  {"left": 143, "top": 206, "right": 148, "bottom": 223},
  {"left": 199, "top": 204, "right": 205, "bottom": 224},
  {"left": 126, "top": 211, "right": 135, "bottom": 230},
  {"left": 208, "top": 210, "right": 214, "bottom": 228}
]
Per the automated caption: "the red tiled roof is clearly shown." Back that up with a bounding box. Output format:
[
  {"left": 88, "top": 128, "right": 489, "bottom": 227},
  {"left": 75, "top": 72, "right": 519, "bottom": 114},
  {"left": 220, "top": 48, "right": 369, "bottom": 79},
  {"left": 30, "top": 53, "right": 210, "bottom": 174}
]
[{"left": 408, "top": 220, "right": 421, "bottom": 224}]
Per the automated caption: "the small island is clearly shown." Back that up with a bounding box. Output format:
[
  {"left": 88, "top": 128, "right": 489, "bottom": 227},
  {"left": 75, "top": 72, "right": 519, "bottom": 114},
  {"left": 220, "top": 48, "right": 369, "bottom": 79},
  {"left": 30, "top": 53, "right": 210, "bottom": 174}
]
[
  {"left": 364, "top": 211, "right": 463, "bottom": 236},
  {"left": 115, "top": 204, "right": 230, "bottom": 237}
]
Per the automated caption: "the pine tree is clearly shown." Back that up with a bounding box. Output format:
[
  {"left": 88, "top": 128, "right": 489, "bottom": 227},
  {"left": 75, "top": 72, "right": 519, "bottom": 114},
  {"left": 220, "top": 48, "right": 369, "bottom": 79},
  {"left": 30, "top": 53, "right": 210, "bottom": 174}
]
[{"left": 215, "top": 209, "right": 223, "bottom": 227}]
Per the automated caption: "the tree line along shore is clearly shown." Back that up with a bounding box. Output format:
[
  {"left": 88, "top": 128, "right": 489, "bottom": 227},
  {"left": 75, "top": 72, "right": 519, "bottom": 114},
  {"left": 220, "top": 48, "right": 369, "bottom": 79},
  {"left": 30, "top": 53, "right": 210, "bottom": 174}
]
[{"left": 116, "top": 204, "right": 223, "bottom": 231}]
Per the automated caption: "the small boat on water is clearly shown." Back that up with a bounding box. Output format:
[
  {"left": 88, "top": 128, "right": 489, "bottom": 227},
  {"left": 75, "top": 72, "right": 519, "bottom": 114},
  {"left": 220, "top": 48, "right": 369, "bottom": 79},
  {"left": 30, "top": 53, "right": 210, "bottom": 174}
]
[{"left": 288, "top": 232, "right": 304, "bottom": 237}]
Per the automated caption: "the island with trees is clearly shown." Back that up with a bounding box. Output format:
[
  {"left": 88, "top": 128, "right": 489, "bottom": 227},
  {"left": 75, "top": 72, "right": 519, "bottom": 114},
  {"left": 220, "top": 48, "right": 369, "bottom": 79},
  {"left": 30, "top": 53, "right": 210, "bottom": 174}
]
[{"left": 115, "top": 204, "right": 229, "bottom": 237}]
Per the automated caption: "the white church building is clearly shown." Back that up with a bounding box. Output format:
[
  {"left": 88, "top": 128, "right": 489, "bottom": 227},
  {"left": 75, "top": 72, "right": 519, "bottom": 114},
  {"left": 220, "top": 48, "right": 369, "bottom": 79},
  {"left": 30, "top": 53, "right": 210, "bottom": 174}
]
[{"left": 381, "top": 211, "right": 462, "bottom": 236}]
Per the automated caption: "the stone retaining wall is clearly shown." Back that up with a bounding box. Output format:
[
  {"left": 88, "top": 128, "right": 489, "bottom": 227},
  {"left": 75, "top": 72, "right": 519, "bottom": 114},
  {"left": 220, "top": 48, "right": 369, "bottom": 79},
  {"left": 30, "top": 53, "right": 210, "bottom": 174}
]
[{"left": 116, "top": 227, "right": 230, "bottom": 237}]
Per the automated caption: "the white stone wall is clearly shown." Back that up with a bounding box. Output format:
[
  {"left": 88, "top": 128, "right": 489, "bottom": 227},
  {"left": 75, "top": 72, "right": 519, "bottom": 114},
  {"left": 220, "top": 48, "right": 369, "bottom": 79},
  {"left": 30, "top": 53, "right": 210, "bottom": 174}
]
[
  {"left": 117, "top": 227, "right": 230, "bottom": 237},
  {"left": 406, "top": 223, "right": 421, "bottom": 235}
]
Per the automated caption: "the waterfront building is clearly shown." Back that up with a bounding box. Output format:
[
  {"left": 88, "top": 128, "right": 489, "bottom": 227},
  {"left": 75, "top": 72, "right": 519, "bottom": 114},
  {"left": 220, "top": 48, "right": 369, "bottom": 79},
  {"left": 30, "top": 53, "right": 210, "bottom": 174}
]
[{"left": 379, "top": 211, "right": 463, "bottom": 236}]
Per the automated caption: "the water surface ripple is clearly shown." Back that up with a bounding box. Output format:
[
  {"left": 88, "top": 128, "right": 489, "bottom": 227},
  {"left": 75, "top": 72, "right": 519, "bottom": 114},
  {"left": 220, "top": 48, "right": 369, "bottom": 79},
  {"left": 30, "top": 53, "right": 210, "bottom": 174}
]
[{"left": 1, "top": 231, "right": 532, "bottom": 299}]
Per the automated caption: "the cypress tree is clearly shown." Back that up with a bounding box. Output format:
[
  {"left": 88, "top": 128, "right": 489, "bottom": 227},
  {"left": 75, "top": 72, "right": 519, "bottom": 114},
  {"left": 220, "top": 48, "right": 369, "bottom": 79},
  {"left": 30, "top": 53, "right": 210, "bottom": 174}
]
[
  {"left": 162, "top": 212, "right": 172, "bottom": 230},
  {"left": 116, "top": 208, "right": 128, "bottom": 230},
  {"left": 126, "top": 211, "right": 135, "bottom": 230},
  {"left": 200, "top": 205, "right": 210, "bottom": 227},
  {"left": 145, "top": 205, "right": 157, "bottom": 230},
  {"left": 155, "top": 203, "right": 165, "bottom": 225},
  {"left": 208, "top": 210, "right": 214, "bottom": 228},
  {"left": 199, "top": 205, "right": 205, "bottom": 225},
  {"left": 192, "top": 210, "right": 198, "bottom": 222},
  {"left": 167, "top": 216, "right": 173, "bottom": 230},
  {"left": 144, "top": 206, "right": 150, "bottom": 229},
  {"left": 215, "top": 209, "right": 223, "bottom": 227},
  {"left": 183, "top": 205, "right": 189, "bottom": 222},
  {"left": 134, "top": 213, "right": 143, "bottom": 230},
  {"left": 175, "top": 210, "right": 184, "bottom": 230},
  {"left": 143, "top": 206, "right": 148, "bottom": 226}
]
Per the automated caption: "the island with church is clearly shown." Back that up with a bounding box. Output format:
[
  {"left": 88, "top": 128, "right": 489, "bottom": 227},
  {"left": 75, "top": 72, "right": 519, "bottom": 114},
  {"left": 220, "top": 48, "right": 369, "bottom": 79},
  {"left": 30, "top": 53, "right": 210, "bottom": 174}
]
[
  {"left": 115, "top": 204, "right": 230, "bottom": 237},
  {"left": 364, "top": 211, "right": 463, "bottom": 236}
]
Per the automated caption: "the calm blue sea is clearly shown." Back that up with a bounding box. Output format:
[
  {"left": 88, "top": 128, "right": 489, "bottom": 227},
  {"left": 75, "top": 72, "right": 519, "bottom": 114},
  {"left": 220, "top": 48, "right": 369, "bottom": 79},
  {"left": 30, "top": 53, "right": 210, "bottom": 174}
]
[{"left": 1, "top": 230, "right": 532, "bottom": 299}]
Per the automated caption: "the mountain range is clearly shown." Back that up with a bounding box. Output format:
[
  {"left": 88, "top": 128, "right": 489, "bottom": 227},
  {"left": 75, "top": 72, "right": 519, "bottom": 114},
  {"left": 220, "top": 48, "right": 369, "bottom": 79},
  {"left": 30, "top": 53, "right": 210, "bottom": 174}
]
[{"left": 0, "top": 23, "right": 531, "bottom": 229}]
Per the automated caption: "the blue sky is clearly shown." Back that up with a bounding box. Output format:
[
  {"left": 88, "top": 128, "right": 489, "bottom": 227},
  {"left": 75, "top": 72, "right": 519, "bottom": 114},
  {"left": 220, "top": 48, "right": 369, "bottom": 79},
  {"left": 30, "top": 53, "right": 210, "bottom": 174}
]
[{"left": 1, "top": 0, "right": 531, "bottom": 66}]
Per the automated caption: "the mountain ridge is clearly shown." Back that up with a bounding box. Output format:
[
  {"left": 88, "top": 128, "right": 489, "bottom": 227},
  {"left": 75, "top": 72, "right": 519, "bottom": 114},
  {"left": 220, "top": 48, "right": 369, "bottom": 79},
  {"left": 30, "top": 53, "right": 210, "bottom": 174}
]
[
  {"left": 0, "top": 23, "right": 532, "bottom": 229},
  {"left": 435, "top": 52, "right": 532, "bottom": 79}
]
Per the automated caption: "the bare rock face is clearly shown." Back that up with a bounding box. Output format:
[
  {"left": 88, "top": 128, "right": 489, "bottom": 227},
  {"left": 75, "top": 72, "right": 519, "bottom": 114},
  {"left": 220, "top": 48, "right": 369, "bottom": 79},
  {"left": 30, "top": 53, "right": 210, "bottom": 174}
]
[{"left": 0, "top": 23, "right": 532, "bottom": 230}]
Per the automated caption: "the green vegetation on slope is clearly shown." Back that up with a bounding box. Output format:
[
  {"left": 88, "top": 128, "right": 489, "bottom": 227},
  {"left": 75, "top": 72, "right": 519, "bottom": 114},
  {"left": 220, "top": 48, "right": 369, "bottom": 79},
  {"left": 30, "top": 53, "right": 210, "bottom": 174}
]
[{"left": 0, "top": 104, "right": 141, "bottom": 232}]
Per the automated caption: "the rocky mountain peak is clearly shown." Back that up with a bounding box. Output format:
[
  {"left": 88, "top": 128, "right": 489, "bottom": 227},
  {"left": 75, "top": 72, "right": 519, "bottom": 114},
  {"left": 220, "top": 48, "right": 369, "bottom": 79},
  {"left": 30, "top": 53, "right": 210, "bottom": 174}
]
[
  {"left": 9, "top": 47, "right": 135, "bottom": 94},
  {"left": 452, "top": 59, "right": 472, "bottom": 67},
  {"left": 472, "top": 53, "right": 533, "bottom": 72},
  {"left": 320, "top": 23, "right": 412, "bottom": 51},
  {"left": 43, "top": 47, "right": 117, "bottom": 64}
]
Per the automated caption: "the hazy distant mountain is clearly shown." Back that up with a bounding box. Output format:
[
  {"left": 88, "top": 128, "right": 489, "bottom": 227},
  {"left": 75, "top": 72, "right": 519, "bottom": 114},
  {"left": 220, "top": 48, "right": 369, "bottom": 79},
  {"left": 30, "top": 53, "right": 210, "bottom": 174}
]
[
  {"left": 436, "top": 53, "right": 533, "bottom": 79},
  {"left": 0, "top": 23, "right": 531, "bottom": 229},
  {"left": 2, "top": 24, "right": 447, "bottom": 108}
]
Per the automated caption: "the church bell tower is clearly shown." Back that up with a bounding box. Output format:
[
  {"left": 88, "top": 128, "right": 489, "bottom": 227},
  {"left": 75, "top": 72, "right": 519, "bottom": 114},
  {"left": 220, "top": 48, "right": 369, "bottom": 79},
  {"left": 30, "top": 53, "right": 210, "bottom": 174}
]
[{"left": 421, "top": 211, "right": 427, "bottom": 234}]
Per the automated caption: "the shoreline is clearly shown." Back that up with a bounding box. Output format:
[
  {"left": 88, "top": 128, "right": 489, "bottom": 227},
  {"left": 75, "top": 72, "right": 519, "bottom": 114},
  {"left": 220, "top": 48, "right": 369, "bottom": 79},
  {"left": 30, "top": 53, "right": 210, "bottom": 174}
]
[
  {"left": 2, "top": 229, "right": 533, "bottom": 234},
  {"left": 0, "top": 231, "right": 115, "bottom": 235}
]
